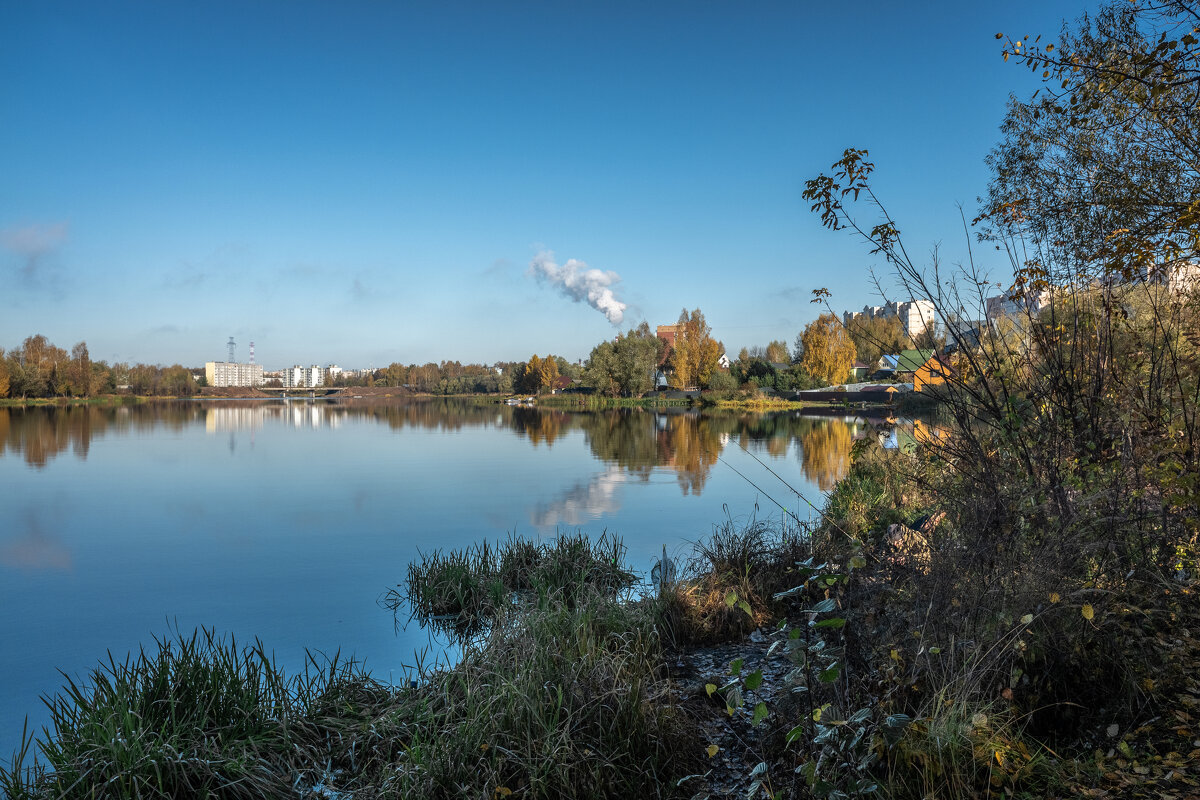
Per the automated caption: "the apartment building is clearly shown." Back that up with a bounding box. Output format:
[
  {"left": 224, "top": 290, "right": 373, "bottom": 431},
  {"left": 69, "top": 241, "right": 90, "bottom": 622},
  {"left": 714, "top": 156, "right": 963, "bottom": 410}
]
[{"left": 204, "top": 361, "right": 264, "bottom": 388}]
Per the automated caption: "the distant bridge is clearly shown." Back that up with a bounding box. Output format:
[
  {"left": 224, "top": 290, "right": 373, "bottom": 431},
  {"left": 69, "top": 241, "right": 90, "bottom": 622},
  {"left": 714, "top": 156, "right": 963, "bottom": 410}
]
[{"left": 256, "top": 386, "right": 343, "bottom": 398}]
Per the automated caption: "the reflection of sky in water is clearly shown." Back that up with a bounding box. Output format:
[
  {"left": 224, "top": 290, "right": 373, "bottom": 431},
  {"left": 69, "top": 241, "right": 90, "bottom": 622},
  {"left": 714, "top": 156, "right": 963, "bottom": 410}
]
[
  {"left": 531, "top": 465, "right": 628, "bottom": 527},
  {"left": 0, "top": 402, "right": 900, "bottom": 756}
]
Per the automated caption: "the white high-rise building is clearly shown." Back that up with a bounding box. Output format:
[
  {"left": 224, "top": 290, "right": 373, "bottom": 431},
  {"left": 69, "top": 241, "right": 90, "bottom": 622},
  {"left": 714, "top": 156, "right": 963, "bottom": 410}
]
[
  {"left": 281, "top": 365, "right": 329, "bottom": 388},
  {"left": 843, "top": 299, "right": 936, "bottom": 338},
  {"left": 205, "top": 361, "right": 264, "bottom": 388}
]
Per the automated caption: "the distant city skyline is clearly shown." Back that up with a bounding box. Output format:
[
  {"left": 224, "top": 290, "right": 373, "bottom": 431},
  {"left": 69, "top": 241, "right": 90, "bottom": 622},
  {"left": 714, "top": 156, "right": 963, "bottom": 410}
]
[{"left": 2, "top": 0, "right": 1094, "bottom": 367}]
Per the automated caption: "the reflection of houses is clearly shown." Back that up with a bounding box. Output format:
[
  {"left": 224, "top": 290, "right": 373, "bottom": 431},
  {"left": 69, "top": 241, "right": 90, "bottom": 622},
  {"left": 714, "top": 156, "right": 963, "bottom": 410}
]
[
  {"left": 205, "top": 406, "right": 267, "bottom": 433},
  {"left": 203, "top": 403, "right": 346, "bottom": 432}
]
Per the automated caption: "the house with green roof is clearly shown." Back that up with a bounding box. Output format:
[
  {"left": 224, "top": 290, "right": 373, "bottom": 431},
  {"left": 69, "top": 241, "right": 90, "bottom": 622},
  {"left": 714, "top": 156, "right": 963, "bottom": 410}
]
[{"left": 894, "top": 349, "right": 951, "bottom": 392}]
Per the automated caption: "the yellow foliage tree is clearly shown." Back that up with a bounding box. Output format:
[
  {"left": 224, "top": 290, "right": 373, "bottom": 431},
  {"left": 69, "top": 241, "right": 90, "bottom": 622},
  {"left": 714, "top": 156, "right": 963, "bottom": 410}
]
[
  {"left": 667, "top": 308, "right": 723, "bottom": 389},
  {"left": 799, "top": 313, "right": 857, "bottom": 386},
  {"left": 537, "top": 355, "right": 560, "bottom": 392}
]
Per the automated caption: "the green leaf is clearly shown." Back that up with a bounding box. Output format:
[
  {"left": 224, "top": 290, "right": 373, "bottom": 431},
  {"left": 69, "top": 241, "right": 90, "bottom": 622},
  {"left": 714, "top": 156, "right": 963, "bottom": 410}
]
[
  {"left": 745, "top": 669, "right": 764, "bottom": 691},
  {"left": 849, "top": 555, "right": 866, "bottom": 569},
  {"left": 773, "top": 585, "right": 805, "bottom": 600},
  {"left": 724, "top": 590, "right": 738, "bottom": 608},
  {"left": 808, "top": 598, "right": 837, "bottom": 614},
  {"left": 752, "top": 701, "right": 768, "bottom": 726},
  {"left": 729, "top": 657, "right": 744, "bottom": 677},
  {"left": 815, "top": 616, "right": 846, "bottom": 629},
  {"left": 786, "top": 724, "right": 806, "bottom": 744},
  {"left": 819, "top": 664, "right": 842, "bottom": 683},
  {"left": 705, "top": 683, "right": 717, "bottom": 697},
  {"left": 737, "top": 599, "right": 753, "bottom": 617}
]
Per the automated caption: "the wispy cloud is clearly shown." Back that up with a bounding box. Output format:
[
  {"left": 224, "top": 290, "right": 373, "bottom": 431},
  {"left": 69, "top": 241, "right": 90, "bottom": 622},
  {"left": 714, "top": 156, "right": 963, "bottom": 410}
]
[
  {"left": 1, "top": 221, "right": 69, "bottom": 295},
  {"left": 483, "top": 257, "right": 517, "bottom": 280},
  {"left": 161, "top": 263, "right": 208, "bottom": 290}
]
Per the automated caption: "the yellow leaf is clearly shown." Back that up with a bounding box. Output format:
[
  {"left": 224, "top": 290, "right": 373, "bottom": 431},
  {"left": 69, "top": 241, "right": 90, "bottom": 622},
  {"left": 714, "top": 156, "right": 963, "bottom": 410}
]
[
  {"left": 707, "top": 744, "right": 719, "bottom": 758},
  {"left": 480, "top": 743, "right": 490, "bottom": 752},
  {"left": 995, "top": 750, "right": 1005, "bottom": 767},
  {"left": 494, "top": 788, "right": 512, "bottom": 799},
  {"left": 1049, "top": 592, "right": 1060, "bottom": 603},
  {"left": 1082, "top": 604, "right": 1095, "bottom": 620},
  {"left": 705, "top": 683, "right": 716, "bottom": 697}
]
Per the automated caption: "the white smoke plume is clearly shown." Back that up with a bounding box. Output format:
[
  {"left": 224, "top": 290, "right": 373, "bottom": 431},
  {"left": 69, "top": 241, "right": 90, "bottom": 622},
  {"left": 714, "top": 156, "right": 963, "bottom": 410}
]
[{"left": 528, "top": 250, "right": 626, "bottom": 325}]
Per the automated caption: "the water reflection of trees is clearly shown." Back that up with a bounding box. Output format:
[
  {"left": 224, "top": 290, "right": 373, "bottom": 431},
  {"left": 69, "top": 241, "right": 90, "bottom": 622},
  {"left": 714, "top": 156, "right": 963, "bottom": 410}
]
[
  {"left": 2, "top": 401, "right": 890, "bottom": 493},
  {"left": 796, "top": 419, "right": 854, "bottom": 491},
  {"left": 0, "top": 404, "right": 204, "bottom": 469}
]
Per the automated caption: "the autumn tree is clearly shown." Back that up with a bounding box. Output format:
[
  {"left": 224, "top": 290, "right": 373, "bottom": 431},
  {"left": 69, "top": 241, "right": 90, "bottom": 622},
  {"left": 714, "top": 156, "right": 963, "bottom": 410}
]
[
  {"left": 538, "top": 355, "right": 560, "bottom": 391},
  {"left": 514, "top": 354, "right": 559, "bottom": 394},
  {"left": 799, "top": 313, "right": 857, "bottom": 386},
  {"left": 985, "top": 2, "right": 1200, "bottom": 279},
  {"left": 67, "top": 342, "right": 91, "bottom": 397},
  {"left": 667, "top": 308, "right": 723, "bottom": 389},
  {"left": 0, "top": 349, "right": 9, "bottom": 398},
  {"left": 845, "top": 314, "right": 906, "bottom": 365},
  {"left": 584, "top": 322, "right": 665, "bottom": 397},
  {"left": 765, "top": 339, "right": 790, "bottom": 364}
]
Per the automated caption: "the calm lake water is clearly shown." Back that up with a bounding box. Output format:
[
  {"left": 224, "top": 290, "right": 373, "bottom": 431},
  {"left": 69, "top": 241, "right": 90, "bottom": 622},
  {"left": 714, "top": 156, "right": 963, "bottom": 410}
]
[{"left": 0, "top": 398, "right": 916, "bottom": 757}]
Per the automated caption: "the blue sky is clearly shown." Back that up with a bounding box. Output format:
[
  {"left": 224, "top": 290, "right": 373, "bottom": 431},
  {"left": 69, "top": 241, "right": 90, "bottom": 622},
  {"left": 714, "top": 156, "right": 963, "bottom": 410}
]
[{"left": 1, "top": 1, "right": 1093, "bottom": 369}]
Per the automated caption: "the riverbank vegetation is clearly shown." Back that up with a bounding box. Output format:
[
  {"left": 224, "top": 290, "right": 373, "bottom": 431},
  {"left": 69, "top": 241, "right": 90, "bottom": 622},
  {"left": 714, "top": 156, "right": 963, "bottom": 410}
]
[
  {"left": 4, "top": 1, "right": 1199, "bottom": 796},
  {"left": 0, "top": 336, "right": 201, "bottom": 400}
]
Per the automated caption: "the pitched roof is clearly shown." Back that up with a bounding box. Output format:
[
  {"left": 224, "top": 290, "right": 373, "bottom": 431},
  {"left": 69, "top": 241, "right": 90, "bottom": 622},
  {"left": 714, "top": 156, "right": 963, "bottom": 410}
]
[{"left": 896, "top": 349, "right": 935, "bottom": 372}]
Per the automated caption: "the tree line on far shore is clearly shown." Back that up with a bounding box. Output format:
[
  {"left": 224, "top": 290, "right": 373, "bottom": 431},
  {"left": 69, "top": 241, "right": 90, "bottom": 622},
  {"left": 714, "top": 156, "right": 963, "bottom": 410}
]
[
  {"left": 3, "top": 304, "right": 938, "bottom": 401},
  {"left": 0, "top": 336, "right": 197, "bottom": 399}
]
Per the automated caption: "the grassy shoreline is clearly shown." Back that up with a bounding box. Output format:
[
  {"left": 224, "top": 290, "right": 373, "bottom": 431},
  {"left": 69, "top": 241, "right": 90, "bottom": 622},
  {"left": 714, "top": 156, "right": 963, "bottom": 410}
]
[
  {"left": 0, "top": 395, "right": 155, "bottom": 407},
  {"left": 7, "top": 478, "right": 1194, "bottom": 798}
]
